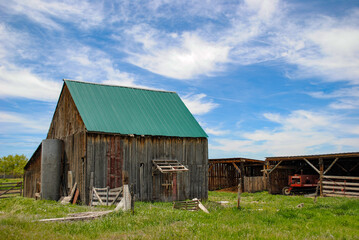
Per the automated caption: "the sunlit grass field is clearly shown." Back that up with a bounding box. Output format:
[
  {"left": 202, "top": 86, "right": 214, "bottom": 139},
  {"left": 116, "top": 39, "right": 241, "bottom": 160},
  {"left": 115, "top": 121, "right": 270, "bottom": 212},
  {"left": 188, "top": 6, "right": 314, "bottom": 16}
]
[{"left": 0, "top": 191, "right": 358, "bottom": 239}]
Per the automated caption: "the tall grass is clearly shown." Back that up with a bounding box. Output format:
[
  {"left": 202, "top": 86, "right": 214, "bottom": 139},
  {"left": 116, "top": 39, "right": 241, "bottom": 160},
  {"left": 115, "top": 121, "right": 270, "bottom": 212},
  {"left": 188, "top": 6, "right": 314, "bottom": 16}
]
[{"left": 0, "top": 191, "right": 358, "bottom": 239}]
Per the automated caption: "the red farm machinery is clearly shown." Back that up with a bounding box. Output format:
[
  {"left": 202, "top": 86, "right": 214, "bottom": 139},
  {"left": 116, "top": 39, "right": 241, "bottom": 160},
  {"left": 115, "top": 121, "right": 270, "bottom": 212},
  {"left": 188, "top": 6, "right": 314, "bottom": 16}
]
[{"left": 282, "top": 174, "right": 319, "bottom": 195}]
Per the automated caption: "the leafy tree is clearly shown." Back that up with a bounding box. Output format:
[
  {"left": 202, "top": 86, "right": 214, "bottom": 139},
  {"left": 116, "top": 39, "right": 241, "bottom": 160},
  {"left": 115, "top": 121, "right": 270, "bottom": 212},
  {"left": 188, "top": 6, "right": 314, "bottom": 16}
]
[{"left": 0, "top": 154, "right": 28, "bottom": 177}]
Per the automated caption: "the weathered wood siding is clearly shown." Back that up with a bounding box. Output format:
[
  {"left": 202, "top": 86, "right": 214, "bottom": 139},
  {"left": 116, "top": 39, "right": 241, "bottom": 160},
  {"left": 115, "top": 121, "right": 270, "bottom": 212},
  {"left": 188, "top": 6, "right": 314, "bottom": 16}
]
[
  {"left": 86, "top": 134, "right": 208, "bottom": 203},
  {"left": 47, "top": 84, "right": 86, "bottom": 139},
  {"left": 25, "top": 85, "right": 87, "bottom": 201},
  {"left": 208, "top": 162, "right": 266, "bottom": 192},
  {"left": 208, "top": 163, "right": 239, "bottom": 191},
  {"left": 61, "top": 132, "right": 86, "bottom": 202},
  {"left": 244, "top": 176, "right": 267, "bottom": 193},
  {"left": 24, "top": 146, "right": 41, "bottom": 198}
]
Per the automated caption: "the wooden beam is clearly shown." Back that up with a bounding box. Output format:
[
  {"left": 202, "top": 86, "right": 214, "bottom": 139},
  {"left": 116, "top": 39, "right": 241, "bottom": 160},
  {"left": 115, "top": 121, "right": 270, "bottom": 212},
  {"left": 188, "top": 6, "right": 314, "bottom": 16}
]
[
  {"left": 232, "top": 163, "right": 241, "bottom": 174},
  {"left": 93, "top": 188, "right": 104, "bottom": 205},
  {"left": 349, "top": 162, "right": 359, "bottom": 172},
  {"left": 268, "top": 160, "right": 283, "bottom": 174},
  {"left": 240, "top": 161, "right": 245, "bottom": 193},
  {"left": 303, "top": 158, "right": 320, "bottom": 174},
  {"left": 336, "top": 163, "right": 349, "bottom": 173},
  {"left": 72, "top": 189, "right": 79, "bottom": 205},
  {"left": 323, "top": 175, "right": 359, "bottom": 180},
  {"left": 322, "top": 181, "right": 359, "bottom": 187},
  {"left": 323, "top": 185, "right": 359, "bottom": 191},
  {"left": 323, "top": 158, "right": 339, "bottom": 175},
  {"left": 319, "top": 158, "right": 324, "bottom": 197},
  {"left": 208, "top": 164, "right": 214, "bottom": 173}
]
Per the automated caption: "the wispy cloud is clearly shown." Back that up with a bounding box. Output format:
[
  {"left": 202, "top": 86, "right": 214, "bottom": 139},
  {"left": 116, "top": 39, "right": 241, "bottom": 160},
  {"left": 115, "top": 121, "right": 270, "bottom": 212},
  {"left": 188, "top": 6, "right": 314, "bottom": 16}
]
[
  {"left": 181, "top": 93, "right": 218, "bottom": 115},
  {"left": 0, "top": 0, "right": 105, "bottom": 30},
  {"left": 211, "top": 110, "right": 359, "bottom": 158},
  {"left": 309, "top": 87, "right": 359, "bottom": 109},
  {"left": 0, "top": 111, "right": 51, "bottom": 134},
  {"left": 205, "top": 127, "right": 230, "bottom": 136},
  {"left": 0, "top": 65, "right": 61, "bottom": 101},
  {"left": 57, "top": 46, "right": 153, "bottom": 89},
  {"left": 284, "top": 13, "right": 359, "bottom": 84},
  {"left": 119, "top": 0, "right": 359, "bottom": 85}
]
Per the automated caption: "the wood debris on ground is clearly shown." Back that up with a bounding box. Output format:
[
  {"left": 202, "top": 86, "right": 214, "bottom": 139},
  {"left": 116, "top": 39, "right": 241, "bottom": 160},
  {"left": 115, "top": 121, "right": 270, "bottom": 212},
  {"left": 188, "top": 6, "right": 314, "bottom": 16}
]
[
  {"left": 38, "top": 184, "right": 132, "bottom": 222},
  {"left": 173, "top": 198, "right": 209, "bottom": 213}
]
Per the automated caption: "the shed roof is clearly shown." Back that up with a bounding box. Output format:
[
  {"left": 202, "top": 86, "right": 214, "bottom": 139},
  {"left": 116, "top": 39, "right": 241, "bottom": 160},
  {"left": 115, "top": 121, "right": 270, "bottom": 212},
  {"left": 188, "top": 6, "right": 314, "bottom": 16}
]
[
  {"left": 266, "top": 152, "right": 359, "bottom": 162},
  {"left": 209, "top": 157, "right": 265, "bottom": 164},
  {"left": 64, "top": 80, "right": 207, "bottom": 138}
]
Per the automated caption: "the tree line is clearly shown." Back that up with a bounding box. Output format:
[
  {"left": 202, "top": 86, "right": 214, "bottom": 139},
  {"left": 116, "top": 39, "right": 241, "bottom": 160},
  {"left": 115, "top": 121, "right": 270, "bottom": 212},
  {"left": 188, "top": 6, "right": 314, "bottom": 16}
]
[{"left": 0, "top": 154, "right": 28, "bottom": 177}]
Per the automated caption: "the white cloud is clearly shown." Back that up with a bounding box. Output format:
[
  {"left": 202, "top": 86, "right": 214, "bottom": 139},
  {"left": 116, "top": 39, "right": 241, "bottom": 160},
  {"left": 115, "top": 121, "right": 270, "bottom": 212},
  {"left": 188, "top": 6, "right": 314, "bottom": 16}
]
[
  {"left": 125, "top": 0, "right": 359, "bottom": 85},
  {"left": 0, "top": 0, "right": 105, "bottom": 30},
  {"left": 286, "top": 25, "right": 359, "bottom": 84},
  {"left": 181, "top": 93, "right": 218, "bottom": 115},
  {"left": 310, "top": 87, "right": 359, "bottom": 110},
  {"left": 60, "top": 46, "right": 147, "bottom": 88},
  {"left": 0, "top": 65, "right": 61, "bottom": 101},
  {"left": 0, "top": 111, "right": 51, "bottom": 134},
  {"left": 126, "top": 30, "right": 231, "bottom": 79},
  {"left": 211, "top": 110, "right": 359, "bottom": 157},
  {"left": 0, "top": 24, "right": 61, "bottom": 101},
  {"left": 205, "top": 127, "right": 230, "bottom": 136}
]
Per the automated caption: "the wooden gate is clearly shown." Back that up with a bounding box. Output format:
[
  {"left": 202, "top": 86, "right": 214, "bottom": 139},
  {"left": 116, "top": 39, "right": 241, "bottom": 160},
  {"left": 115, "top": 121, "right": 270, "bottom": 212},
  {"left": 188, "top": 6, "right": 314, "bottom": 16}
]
[{"left": 90, "top": 187, "right": 123, "bottom": 206}]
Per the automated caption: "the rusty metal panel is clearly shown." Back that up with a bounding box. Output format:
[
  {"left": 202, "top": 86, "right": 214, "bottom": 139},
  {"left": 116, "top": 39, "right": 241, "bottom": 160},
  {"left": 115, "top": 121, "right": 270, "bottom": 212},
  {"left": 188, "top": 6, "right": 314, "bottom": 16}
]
[{"left": 106, "top": 136, "right": 123, "bottom": 189}]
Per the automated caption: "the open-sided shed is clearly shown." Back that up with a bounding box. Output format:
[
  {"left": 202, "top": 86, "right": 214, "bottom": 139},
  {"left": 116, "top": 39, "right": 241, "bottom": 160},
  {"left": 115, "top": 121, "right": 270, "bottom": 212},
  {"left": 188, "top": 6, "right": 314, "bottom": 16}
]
[
  {"left": 24, "top": 80, "right": 208, "bottom": 204},
  {"left": 208, "top": 158, "right": 266, "bottom": 193},
  {"left": 266, "top": 152, "right": 359, "bottom": 197}
]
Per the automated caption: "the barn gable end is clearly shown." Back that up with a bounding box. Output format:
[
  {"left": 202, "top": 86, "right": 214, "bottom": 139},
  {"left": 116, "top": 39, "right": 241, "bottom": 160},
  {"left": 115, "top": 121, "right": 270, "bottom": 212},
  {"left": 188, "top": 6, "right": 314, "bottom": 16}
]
[{"left": 25, "top": 80, "right": 208, "bottom": 204}]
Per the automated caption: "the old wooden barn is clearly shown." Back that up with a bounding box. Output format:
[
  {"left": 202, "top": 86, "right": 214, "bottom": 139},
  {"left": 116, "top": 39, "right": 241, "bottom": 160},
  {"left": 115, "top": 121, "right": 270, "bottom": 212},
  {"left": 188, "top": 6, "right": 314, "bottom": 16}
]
[
  {"left": 266, "top": 152, "right": 359, "bottom": 197},
  {"left": 24, "top": 80, "right": 208, "bottom": 204},
  {"left": 208, "top": 158, "right": 266, "bottom": 193}
]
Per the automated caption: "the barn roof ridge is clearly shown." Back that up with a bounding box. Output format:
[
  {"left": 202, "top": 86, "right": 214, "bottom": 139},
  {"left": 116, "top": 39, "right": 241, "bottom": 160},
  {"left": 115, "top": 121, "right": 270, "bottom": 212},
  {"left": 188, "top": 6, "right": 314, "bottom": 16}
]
[{"left": 63, "top": 79, "right": 177, "bottom": 94}]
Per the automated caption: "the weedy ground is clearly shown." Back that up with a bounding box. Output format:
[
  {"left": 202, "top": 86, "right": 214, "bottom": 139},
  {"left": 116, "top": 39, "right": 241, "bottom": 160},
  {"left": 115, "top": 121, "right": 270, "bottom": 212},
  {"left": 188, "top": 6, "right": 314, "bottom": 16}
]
[{"left": 0, "top": 191, "right": 358, "bottom": 239}]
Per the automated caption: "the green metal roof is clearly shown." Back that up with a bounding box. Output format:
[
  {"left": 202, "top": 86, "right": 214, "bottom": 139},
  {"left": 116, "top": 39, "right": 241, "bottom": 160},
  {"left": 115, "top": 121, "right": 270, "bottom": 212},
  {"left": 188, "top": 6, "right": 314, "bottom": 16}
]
[{"left": 64, "top": 80, "right": 207, "bottom": 138}]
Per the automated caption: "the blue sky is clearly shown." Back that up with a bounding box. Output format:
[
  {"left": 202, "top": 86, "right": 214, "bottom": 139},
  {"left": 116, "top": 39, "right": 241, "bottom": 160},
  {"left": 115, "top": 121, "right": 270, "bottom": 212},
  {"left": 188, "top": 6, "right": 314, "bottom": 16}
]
[{"left": 1, "top": 0, "right": 359, "bottom": 160}]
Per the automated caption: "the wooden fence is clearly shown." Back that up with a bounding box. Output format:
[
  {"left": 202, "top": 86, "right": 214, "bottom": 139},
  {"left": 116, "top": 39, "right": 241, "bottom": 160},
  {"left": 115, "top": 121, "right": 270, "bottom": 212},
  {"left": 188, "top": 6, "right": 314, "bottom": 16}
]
[
  {"left": 244, "top": 176, "right": 267, "bottom": 193},
  {"left": 0, "top": 182, "right": 23, "bottom": 199},
  {"left": 322, "top": 175, "right": 359, "bottom": 197}
]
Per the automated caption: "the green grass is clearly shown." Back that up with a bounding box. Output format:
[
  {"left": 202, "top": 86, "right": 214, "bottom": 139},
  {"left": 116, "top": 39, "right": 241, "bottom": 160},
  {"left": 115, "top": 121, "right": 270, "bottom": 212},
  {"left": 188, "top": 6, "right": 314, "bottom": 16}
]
[
  {"left": 0, "top": 191, "right": 358, "bottom": 239},
  {"left": 0, "top": 178, "right": 22, "bottom": 184}
]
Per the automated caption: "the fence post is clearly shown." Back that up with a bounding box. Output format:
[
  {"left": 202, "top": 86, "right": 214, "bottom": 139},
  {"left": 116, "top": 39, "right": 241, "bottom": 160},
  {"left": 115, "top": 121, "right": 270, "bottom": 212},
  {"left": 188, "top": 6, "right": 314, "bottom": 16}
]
[
  {"left": 237, "top": 180, "right": 241, "bottom": 209},
  {"left": 106, "top": 186, "right": 109, "bottom": 206}
]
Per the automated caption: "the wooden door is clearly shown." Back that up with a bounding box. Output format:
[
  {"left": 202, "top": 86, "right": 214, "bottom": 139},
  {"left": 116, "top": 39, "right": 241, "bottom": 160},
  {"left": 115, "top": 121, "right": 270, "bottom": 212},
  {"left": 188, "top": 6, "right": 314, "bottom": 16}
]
[{"left": 152, "top": 172, "right": 177, "bottom": 202}]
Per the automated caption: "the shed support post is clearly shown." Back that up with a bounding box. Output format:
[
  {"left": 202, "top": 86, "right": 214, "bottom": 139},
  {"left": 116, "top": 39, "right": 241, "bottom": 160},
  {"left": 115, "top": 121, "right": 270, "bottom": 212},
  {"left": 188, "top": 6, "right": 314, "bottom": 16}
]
[
  {"left": 319, "top": 158, "right": 324, "bottom": 197},
  {"left": 266, "top": 161, "right": 271, "bottom": 194},
  {"left": 240, "top": 161, "right": 245, "bottom": 193}
]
